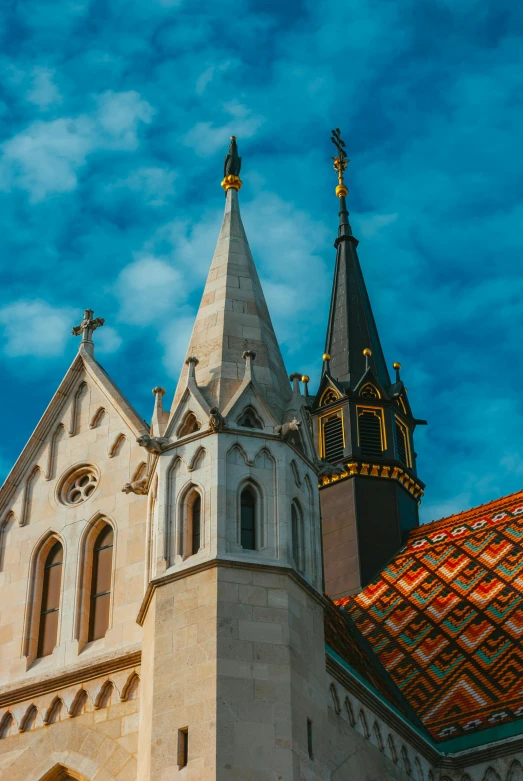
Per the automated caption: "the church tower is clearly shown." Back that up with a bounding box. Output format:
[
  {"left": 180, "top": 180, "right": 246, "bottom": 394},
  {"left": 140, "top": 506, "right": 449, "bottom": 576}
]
[
  {"left": 137, "top": 138, "right": 327, "bottom": 780},
  {"left": 310, "top": 129, "right": 426, "bottom": 599}
]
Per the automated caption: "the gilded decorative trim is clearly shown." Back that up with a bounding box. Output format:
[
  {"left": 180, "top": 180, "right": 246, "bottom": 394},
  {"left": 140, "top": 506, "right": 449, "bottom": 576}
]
[{"left": 318, "top": 460, "right": 424, "bottom": 503}]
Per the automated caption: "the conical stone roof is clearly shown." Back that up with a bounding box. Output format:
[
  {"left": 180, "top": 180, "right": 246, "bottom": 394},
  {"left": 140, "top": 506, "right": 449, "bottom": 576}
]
[{"left": 172, "top": 186, "right": 291, "bottom": 416}]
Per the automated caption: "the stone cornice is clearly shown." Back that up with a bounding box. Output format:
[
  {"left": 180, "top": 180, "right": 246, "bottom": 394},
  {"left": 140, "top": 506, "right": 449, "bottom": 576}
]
[
  {"left": 0, "top": 649, "right": 141, "bottom": 709},
  {"left": 136, "top": 557, "right": 326, "bottom": 626}
]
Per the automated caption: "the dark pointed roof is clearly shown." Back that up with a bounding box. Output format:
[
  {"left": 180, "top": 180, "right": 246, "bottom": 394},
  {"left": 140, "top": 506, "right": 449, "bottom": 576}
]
[{"left": 323, "top": 195, "right": 391, "bottom": 391}]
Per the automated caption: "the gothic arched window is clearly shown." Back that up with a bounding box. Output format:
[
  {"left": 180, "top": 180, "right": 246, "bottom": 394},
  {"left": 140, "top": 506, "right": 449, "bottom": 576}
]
[
  {"left": 320, "top": 410, "right": 345, "bottom": 462},
  {"left": 192, "top": 494, "right": 201, "bottom": 554},
  {"left": 178, "top": 412, "right": 201, "bottom": 438},
  {"left": 240, "top": 487, "right": 256, "bottom": 550},
  {"left": 291, "top": 501, "right": 303, "bottom": 572},
  {"left": 357, "top": 408, "right": 385, "bottom": 458},
  {"left": 181, "top": 488, "right": 204, "bottom": 558},
  {"left": 88, "top": 525, "right": 114, "bottom": 642},
  {"left": 37, "top": 541, "right": 63, "bottom": 658},
  {"left": 359, "top": 383, "right": 380, "bottom": 399},
  {"left": 237, "top": 406, "right": 264, "bottom": 429}
]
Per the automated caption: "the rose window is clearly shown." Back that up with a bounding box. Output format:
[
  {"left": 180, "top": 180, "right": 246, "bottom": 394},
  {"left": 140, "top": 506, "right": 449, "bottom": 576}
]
[{"left": 58, "top": 466, "right": 99, "bottom": 506}]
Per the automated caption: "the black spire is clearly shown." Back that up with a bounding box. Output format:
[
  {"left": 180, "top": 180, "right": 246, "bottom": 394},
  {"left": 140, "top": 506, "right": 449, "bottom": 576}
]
[{"left": 323, "top": 131, "right": 390, "bottom": 390}]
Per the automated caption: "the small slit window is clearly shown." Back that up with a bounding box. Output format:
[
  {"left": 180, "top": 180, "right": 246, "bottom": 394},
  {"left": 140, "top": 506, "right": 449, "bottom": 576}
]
[
  {"left": 307, "top": 718, "right": 314, "bottom": 759},
  {"left": 240, "top": 487, "right": 256, "bottom": 550},
  {"left": 38, "top": 541, "right": 63, "bottom": 658},
  {"left": 88, "top": 525, "right": 113, "bottom": 642},
  {"left": 321, "top": 410, "right": 344, "bottom": 461},
  {"left": 358, "top": 408, "right": 385, "bottom": 458},
  {"left": 178, "top": 727, "right": 189, "bottom": 768}
]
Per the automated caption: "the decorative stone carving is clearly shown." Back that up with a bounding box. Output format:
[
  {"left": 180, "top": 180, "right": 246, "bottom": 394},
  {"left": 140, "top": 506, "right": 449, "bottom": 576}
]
[
  {"left": 274, "top": 418, "right": 302, "bottom": 440},
  {"left": 208, "top": 407, "right": 225, "bottom": 433},
  {"left": 122, "top": 478, "right": 148, "bottom": 495},
  {"left": 312, "top": 458, "right": 346, "bottom": 478},
  {"left": 136, "top": 434, "right": 170, "bottom": 455}
]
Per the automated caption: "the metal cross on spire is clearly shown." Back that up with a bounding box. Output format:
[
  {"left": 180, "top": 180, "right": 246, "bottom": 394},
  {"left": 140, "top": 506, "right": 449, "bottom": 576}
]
[
  {"left": 72, "top": 308, "right": 105, "bottom": 355},
  {"left": 330, "top": 127, "right": 350, "bottom": 198}
]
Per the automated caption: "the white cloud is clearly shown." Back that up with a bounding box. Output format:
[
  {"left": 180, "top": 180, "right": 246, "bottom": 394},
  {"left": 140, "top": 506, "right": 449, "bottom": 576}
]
[
  {"left": 95, "top": 325, "right": 123, "bottom": 354},
  {"left": 116, "top": 254, "right": 183, "bottom": 324},
  {"left": 0, "top": 91, "right": 154, "bottom": 202},
  {"left": 0, "top": 300, "right": 75, "bottom": 357},
  {"left": 95, "top": 90, "right": 155, "bottom": 150},
  {"left": 183, "top": 100, "right": 264, "bottom": 156},
  {"left": 109, "top": 166, "right": 176, "bottom": 206},
  {"left": 26, "top": 67, "right": 62, "bottom": 109},
  {"left": 358, "top": 212, "right": 398, "bottom": 239},
  {"left": 160, "top": 315, "right": 195, "bottom": 378}
]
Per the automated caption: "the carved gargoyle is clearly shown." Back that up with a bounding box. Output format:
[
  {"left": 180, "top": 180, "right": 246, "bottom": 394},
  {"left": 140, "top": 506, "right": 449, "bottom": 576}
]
[
  {"left": 275, "top": 418, "right": 302, "bottom": 441},
  {"left": 122, "top": 478, "right": 148, "bottom": 495},
  {"left": 136, "top": 434, "right": 170, "bottom": 455},
  {"left": 209, "top": 407, "right": 225, "bottom": 433},
  {"left": 312, "top": 458, "right": 346, "bottom": 478}
]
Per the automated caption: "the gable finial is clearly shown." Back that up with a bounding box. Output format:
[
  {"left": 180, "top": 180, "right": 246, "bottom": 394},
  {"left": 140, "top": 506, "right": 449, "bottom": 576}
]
[
  {"left": 330, "top": 127, "right": 349, "bottom": 198},
  {"left": 71, "top": 308, "right": 105, "bottom": 355},
  {"left": 221, "top": 136, "right": 243, "bottom": 192}
]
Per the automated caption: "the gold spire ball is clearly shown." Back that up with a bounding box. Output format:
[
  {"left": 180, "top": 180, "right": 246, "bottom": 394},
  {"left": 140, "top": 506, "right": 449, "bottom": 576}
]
[
  {"left": 330, "top": 127, "right": 349, "bottom": 198},
  {"left": 221, "top": 136, "right": 243, "bottom": 192}
]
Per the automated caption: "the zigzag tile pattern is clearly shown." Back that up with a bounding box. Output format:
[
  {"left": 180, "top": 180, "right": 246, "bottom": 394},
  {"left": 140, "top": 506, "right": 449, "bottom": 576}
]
[{"left": 337, "top": 490, "right": 523, "bottom": 742}]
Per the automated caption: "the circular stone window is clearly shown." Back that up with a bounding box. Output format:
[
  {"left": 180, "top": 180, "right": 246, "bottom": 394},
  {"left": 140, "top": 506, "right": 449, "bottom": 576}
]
[{"left": 58, "top": 465, "right": 99, "bottom": 506}]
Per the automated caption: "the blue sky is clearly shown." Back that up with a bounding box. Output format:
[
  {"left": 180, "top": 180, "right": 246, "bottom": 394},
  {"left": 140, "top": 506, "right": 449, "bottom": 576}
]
[{"left": 0, "top": 0, "right": 522, "bottom": 524}]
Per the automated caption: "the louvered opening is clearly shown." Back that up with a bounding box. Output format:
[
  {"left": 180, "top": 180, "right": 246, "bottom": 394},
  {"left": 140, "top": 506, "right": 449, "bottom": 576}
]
[
  {"left": 323, "top": 415, "right": 344, "bottom": 461},
  {"left": 358, "top": 411, "right": 383, "bottom": 458},
  {"left": 396, "top": 421, "right": 408, "bottom": 466}
]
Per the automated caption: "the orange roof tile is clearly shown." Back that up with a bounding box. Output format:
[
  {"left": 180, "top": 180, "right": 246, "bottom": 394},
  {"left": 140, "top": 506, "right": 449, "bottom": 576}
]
[{"left": 335, "top": 489, "right": 523, "bottom": 742}]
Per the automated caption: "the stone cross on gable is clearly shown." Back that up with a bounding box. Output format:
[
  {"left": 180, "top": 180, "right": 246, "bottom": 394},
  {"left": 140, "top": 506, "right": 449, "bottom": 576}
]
[{"left": 72, "top": 309, "right": 105, "bottom": 354}]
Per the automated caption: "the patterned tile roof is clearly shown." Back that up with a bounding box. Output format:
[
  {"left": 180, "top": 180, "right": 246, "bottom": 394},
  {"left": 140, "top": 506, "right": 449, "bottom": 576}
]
[
  {"left": 336, "top": 489, "right": 523, "bottom": 743},
  {"left": 324, "top": 598, "right": 422, "bottom": 724}
]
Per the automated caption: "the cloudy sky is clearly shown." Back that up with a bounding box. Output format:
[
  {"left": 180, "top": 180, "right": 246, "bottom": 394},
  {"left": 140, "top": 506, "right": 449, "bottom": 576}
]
[{"left": 0, "top": 0, "right": 521, "bottom": 523}]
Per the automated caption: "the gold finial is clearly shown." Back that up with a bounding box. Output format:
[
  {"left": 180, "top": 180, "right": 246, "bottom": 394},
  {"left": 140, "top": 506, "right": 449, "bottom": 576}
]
[
  {"left": 323, "top": 353, "right": 331, "bottom": 361},
  {"left": 331, "top": 127, "right": 349, "bottom": 198},
  {"left": 363, "top": 348, "right": 372, "bottom": 357},
  {"left": 301, "top": 375, "right": 310, "bottom": 383},
  {"left": 393, "top": 362, "right": 401, "bottom": 370}
]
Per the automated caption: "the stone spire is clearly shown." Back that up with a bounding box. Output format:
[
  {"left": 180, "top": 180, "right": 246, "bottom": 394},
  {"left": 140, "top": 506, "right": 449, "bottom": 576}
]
[
  {"left": 171, "top": 138, "right": 291, "bottom": 415},
  {"left": 324, "top": 130, "right": 390, "bottom": 390}
]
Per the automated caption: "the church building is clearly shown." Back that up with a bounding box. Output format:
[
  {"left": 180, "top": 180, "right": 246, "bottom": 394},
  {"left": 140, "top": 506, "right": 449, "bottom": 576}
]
[{"left": 0, "top": 135, "right": 522, "bottom": 781}]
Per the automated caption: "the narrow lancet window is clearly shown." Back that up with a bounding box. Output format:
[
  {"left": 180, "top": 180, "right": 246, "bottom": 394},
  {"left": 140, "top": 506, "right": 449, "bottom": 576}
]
[
  {"left": 291, "top": 502, "right": 303, "bottom": 571},
  {"left": 192, "top": 494, "right": 201, "bottom": 554},
  {"left": 37, "top": 541, "right": 63, "bottom": 658},
  {"left": 240, "top": 487, "right": 256, "bottom": 550},
  {"left": 88, "top": 525, "right": 113, "bottom": 642}
]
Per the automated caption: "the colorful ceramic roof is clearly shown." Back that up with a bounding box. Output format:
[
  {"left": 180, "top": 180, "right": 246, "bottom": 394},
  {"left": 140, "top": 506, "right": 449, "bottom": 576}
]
[{"left": 336, "top": 489, "right": 523, "bottom": 743}]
